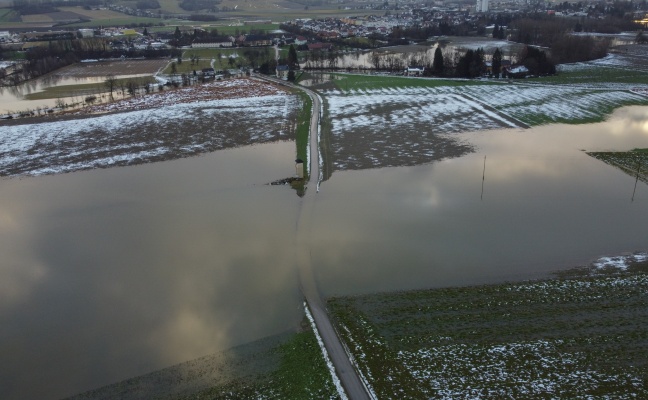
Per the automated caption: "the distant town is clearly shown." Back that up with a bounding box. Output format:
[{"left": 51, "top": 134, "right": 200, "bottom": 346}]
[{"left": 1, "top": 0, "right": 647, "bottom": 87}]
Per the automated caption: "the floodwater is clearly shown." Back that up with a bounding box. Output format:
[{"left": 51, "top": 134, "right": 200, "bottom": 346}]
[
  {"left": 0, "top": 73, "right": 150, "bottom": 115},
  {"left": 1, "top": 107, "right": 648, "bottom": 399},
  {"left": 309, "top": 39, "right": 523, "bottom": 71}
]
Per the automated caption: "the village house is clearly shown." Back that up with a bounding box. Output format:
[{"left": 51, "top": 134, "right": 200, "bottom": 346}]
[
  {"left": 276, "top": 65, "right": 290, "bottom": 80},
  {"left": 294, "top": 36, "right": 308, "bottom": 46},
  {"left": 405, "top": 66, "right": 425, "bottom": 76},
  {"left": 307, "top": 42, "right": 333, "bottom": 51},
  {"left": 243, "top": 34, "right": 273, "bottom": 47},
  {"left": 192, "top": 36, "right": 234, "bottom": 48}
]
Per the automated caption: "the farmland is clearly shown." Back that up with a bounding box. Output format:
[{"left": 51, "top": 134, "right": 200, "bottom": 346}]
[
  {"left": 0, "top": 79, "right": 301, "bottom": 177},
  {"left": 328, "top": 254, "right": 648, "bottom": 399},
  {"left": 1, "top": 37, "right": 647, "bottom": 400},
  {"left": 315, "top": 52, "right": 648, "bottom": 172}
]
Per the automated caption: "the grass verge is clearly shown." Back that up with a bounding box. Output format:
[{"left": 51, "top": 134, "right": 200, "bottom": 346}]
[
  {"left": 179, "top": 324, "right": 339, "bottom": 399},
  {"left": 295, "top": 90, "right": 311, "bottom": 178}
]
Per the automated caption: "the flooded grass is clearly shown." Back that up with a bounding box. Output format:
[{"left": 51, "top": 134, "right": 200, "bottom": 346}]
[
  {"left": 328, "top": 256, "right": 648, "bottom": 399},
  {"left": 23, "top": 77, "right": 156, "bottom": 100},
  {"left": 67, "top": 325, "right": 339, "bottom": 400},
  {"left": 587, "top": 148, "right": 648, "bottom": 185},
  {"left": 176, "top": 326, "right": 339, "bottom": 400}
]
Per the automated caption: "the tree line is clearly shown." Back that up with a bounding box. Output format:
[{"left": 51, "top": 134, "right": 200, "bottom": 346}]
[{"left": 2, "top": 39, "right": 180, "bottom": 86}]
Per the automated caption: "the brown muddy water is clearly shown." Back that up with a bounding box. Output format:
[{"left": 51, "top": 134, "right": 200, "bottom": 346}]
[
  {"left": 1, "top": 108, "right": 648, "bottom": 399},
  {"left": 0, "top": 74, "right": 151, "bottom": 115}
]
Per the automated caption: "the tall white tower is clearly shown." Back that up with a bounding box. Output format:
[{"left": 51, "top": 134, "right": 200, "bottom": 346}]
[{"left": 476, "top": 0, "right": 489, "bottom": 12}]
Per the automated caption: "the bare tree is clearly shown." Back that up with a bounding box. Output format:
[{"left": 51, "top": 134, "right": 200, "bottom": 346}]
[
  {"left": 126, "top": 80, "right": 138, "bottom": 97},
  {"left": 104, "top": 74, "right": 117, "bottom": 100}
]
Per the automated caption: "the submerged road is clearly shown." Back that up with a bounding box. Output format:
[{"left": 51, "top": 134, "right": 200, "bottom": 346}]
[
  {"left": 295, "top": 86, "right": 371, "bottom": 400},
  {"left": 254, "top": 74, "right": 371, "bottom": 400}
]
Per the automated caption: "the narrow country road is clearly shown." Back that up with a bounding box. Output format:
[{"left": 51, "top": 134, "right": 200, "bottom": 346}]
[
  {"left": 254, "top": 74, "right": 371, "bottom": 400},
  {"left": 294, "top": 85, "right": 371, "bottom": 400}
]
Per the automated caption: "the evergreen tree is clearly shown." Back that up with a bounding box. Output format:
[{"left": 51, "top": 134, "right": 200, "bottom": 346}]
[
  {"left": 492, "top": 48, "right": 502, "bottom": 78},
  {"left": 143, "top": 27, "right": 149, "bottom": 36},
  {"left": 288, "top": 44, "right": 298, "bottom": 68},
  {"left": 520, "top": 46, "right": 556, "bottom": 75},
  {"left": 470, "top": 48, "right": 485, "bottom": 78},
  {"left": 456, "top": 48, "right": 485, "bottom": 78},
  {"left": 493, "top": 24, "right": 500, "bottom": 39},
  {"left": 432, "top": 47, "right": 444, "bottom": 76},
  {"left": 174, "top": 26, "right": 181, "bottom": 40}
]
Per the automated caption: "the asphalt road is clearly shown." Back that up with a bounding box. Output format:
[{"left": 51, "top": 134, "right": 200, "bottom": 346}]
[{"left": 254, "top": 75, "right": 372, "bottom": 400}]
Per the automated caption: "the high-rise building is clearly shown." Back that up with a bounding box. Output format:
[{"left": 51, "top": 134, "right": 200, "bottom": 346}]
[{"left": 476, "top": 0, "right": 489, "bottom": 12}]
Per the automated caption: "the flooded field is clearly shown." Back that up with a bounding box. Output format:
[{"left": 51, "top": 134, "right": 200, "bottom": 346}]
[
  {"left": 319, "top": 39, "right": 525, "bottom": 71},
  {"left": 0, "top": 79, "right": 299, "bottom": 176},
  {"left": 328, "top": 257, "right": 648, "bottom": 398},
  {"left": 0, "top": 59, "right": 169, "bottom": 115},
  {"left": 1, "top": 104, "right": 647, "bottom": 399},
  {"left": 0, "top": 142, "right": 306, "bottom": 400}
]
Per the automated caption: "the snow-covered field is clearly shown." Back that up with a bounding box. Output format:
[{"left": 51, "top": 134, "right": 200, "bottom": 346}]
[
  {"left": 0, "top": 85, "right": 300, "bottom": 177},
  {"left": 322, "top": 78, "right": 647, "bottom": 170},
  {"left": 323, "top": 86, "right": 514, "bottom": 170},
  {"left": 398, "top": 336, "right": 645, "bottom": 398}
]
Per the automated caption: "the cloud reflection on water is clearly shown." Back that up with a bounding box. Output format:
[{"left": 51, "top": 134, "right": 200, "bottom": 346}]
[{"left": 0, "top": 142, "right": 303, "bottom": 400}]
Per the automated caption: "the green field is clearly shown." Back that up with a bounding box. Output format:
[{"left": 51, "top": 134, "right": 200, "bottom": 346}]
[
  {"left": 546, "top": 65, "right": 648, "bottom": 85},
  {"left": 215, "top": 23, "right": 280, "bottom": 34},
  {"left": 329, "top": 259, "right": 648, "bottom": 398},
  {"left": 66, "top": 16, "right": 164, "bottom": 28},
  {"left": 295, "top": 90, "right": 311, "bottom": 177},
  {"left": 163, "top": 59, "right": 212, "bottom": 74},
  {"left": 329, "top": 73, "right": 493, "bottom": 92},
  {"left": 0, "top": 7, "right": 18, "bottom": 22}
]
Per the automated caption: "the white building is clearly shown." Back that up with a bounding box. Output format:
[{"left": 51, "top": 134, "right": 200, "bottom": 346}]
[
  {"left": 476, "top": 0, "right": 489, "bottom": 12},
  {"left": 78, "top": 29, "right": 95, "bottom": 38}
]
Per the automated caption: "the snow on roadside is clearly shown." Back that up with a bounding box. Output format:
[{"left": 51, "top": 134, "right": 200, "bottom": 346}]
[{"left": 303, "top": 302, "right": 348, "bottom": 400}]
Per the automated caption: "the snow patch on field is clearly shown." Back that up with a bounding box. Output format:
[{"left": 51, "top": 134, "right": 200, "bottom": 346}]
[
  {"left": 398, "top": 338, "right": 644, "bottom": 398},
  {"left": 0, "top": 93, "right": 299, "bottom": 177},
  {"left": 592, "top": 252, "right": 648, "bottom": 271},
  {"left": 74, "top": 78, "right": 287, "bottom": 115}
]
